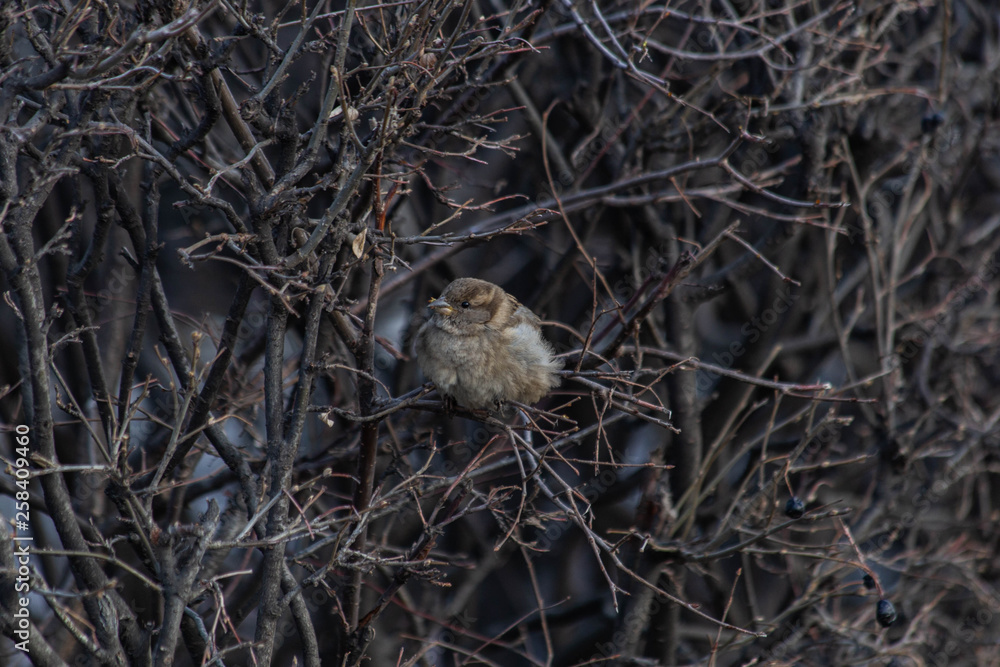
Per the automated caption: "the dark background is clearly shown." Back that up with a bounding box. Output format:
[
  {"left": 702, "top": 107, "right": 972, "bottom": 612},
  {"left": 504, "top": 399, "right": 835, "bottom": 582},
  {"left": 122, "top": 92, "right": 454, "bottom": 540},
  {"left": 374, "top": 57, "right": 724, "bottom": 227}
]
[{"left": 1, "top": 0, "right": 999, "bottom": 665}]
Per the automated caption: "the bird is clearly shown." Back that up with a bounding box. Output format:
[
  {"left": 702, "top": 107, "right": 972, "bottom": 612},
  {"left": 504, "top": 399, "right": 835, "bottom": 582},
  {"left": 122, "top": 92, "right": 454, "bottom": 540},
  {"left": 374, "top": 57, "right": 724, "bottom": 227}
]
[{"left": 414, "top": 278, "right": 562, "bottom": 410}]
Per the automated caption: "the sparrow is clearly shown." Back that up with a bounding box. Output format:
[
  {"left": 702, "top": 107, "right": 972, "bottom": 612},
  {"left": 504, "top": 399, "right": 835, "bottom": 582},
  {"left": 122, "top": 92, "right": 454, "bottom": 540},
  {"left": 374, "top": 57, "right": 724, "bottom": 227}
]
[{"left": 414, "top": 278, "right": 562, "bottom": 410}]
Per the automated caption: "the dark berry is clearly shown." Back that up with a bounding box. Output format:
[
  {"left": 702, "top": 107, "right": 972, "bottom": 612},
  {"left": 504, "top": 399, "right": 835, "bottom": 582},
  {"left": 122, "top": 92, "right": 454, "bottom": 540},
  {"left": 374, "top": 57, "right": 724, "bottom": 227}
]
[
  {"left": 921, "top": 112, "right": 944, "bottom": 134},
  {"left": 862, "top": 574, "right": 875, "bottom": 590},
  {"left": 876, "top": 599, "right": 897, "bottom": 627},
  {"left": 785, "top": 496, "right": 805, "bottom": 519}
]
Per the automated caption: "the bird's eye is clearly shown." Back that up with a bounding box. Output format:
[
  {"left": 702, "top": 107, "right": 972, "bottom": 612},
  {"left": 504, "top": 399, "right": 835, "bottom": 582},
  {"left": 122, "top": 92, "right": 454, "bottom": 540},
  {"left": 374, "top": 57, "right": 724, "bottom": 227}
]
[{"left": 461, "top": 301, "right": 470, "bottom": 308}]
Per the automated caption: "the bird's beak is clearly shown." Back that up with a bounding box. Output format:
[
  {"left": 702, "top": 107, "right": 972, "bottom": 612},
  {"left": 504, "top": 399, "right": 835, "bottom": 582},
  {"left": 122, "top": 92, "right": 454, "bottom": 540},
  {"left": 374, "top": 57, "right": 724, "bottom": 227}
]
[{"left": 427, "top": 296, "right": 454, "bottom": 316}]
